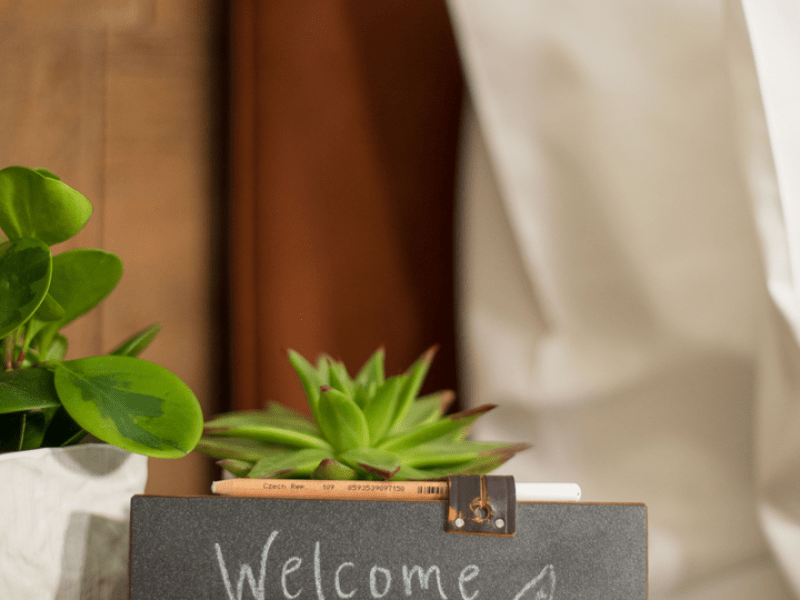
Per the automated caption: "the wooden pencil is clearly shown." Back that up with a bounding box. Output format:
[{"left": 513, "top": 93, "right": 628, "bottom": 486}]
[{"left": 210, "top": 479, "right": 581, "bottom": 502}]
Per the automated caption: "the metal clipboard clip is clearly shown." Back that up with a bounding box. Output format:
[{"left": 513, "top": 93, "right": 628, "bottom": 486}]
[{"left": 446, "top": 474, "right": 516, "bottom": 537}]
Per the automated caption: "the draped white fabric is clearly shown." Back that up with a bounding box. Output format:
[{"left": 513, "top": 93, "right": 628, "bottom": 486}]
[{"left": 447, "top": 0, "right": 800, "bottom": 597}]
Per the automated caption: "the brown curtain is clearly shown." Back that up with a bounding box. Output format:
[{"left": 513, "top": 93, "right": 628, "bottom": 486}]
[{"left": 229, "top": 0, "right": 464, "bottom": 414}]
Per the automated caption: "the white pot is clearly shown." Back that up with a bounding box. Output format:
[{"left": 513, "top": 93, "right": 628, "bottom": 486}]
[{"left": 0, "top": 444, "right": 148, "bottom": 599}]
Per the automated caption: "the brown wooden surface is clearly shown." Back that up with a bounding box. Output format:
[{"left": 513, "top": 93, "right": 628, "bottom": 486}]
[
  {"left": 0, "top": 0, "right": 223, "bottom": 495},
  {"left": 229, "top": 0, "right": 464, "bottom": 414},
  {"left": 0, "top": 0, "right": 463, "bottom": 493}
]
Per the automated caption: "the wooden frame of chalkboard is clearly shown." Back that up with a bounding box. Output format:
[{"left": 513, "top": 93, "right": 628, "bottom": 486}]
[{"left": 129, "top": 496, "right": 647, "bottom": 599}]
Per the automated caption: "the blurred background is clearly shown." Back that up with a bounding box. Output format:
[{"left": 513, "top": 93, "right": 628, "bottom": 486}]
[
  {"left": 3, "top": 1, "right": 800, "bottom": 598},
  {"left": 0, "top": 0, "right": 465, "bottom": 496}
]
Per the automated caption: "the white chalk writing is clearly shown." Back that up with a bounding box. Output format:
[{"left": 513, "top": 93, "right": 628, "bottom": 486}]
[
  {"left": 369, "top": 566, "right": 392, "bottom": 598},
  {"left": 214, "top": 530, "right": 556, "bottom": 600},
  {"left": 281, "top": 557, "right": 302, "bottom": 599},
  {"left": 334, "top": 563, "right": 356, "bottom": 599},
  {"left": 512, "top": 565, "right": 555, "bottom": 600},
  {"left": 402, "top": 565, "right": 448, "bottom": 599},
  {"left": 215, "top": 530, "right": 278, "bottom": 600},
  {"left": 458, "top": 565, "right": 479, "bottom": 600}
]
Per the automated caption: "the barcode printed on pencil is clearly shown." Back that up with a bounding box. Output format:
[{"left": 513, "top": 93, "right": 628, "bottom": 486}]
[{"left": 417, "top": 485, "right": 445, "bottom": 494}]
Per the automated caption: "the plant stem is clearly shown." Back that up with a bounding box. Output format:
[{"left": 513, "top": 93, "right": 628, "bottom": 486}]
[
  {"left": 3, "top": 335, "right": 13, "bottom": 370},
  {"left": 12, "top": 346, "right": 24, "bottom": 369}
]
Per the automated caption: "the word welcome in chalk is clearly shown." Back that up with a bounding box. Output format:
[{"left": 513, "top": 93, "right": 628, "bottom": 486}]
[{"left": 214, "top": 531, "right": 555, "bottom": 600}]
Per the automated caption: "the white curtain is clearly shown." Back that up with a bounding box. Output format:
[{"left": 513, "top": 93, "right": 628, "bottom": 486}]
[{"left": 448, "top": 0, "right": 800, "bottom": 598}]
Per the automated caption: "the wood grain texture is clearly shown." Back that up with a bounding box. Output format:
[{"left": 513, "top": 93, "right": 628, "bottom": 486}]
[{"left": 0, "top": 0, "right": 220, "bottom": 495}]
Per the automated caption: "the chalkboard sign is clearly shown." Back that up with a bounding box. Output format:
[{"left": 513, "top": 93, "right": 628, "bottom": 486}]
[{"left": 130, "top": 496, "right": 647, "bottom": 600}]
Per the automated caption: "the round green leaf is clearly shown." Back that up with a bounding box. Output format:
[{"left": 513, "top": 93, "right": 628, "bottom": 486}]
[
  {"left": 0, "top": 166, "right": 92, "bottom": 245},
  {"left": 0, "top": 368, "right": 60, "bottom": 414},
  {"left": 34, "top": 168, "right": 60, "bottom": 180},
  {"left": 0, "top": 237, "right": 52, "bottom": 338},
  {"left": 49, "top": 248, "right": 123, "bottom": 326},
  {"left": 54, "top": 356, "right": 203, "bottom": 458},
  {"left": 43, "top": 334, "right": 68, "bottom": 362},
  {"left": 33, "top": 293, "right": 65, "bottom": 322},
  {"left": 31, "top": 249, "right": 123, "bottom": 355}
]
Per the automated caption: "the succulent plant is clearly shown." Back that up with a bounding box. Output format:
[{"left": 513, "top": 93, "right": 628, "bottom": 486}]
[{"left": 197, "top": 347, "right": 528, "bottom": 480}]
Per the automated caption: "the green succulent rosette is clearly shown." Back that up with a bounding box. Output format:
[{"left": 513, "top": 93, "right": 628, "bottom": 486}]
[{"left": 198, "top": 347, "right": 529, "bottom": 480}]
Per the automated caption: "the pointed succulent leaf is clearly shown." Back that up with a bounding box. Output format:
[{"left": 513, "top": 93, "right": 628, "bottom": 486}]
[
  {"left": 203, "top": 423, "right": 329, "bottom": 450},
  {"left": 362, "top": 375, "right": 406, "bottom": 443},
  {"left": 367, "top": 380, "right": 378, "bottom": 400},
  {"left": 263, "top": 401, "right": 304, "bottom": 417},
  {"left": 218, "top": 459, "right": 255, "bottom": 478},
  {"left": 380, "top": 404, "right": 495, "bottom": 453},
  {"left": 288, "top": 349, "right": 325, "bottom": 423},
  {"left": 205, "top": 403, "right": 319, "bottom": 436},
  {"left": 0, "top": 166, "right": 92, "bottom": 245},
  {"left": 450, "top": 453, "right": 518, "bottom": 475},
  {"left": 400, "top": 440, "right": 530, "bottom": 469},
  {"left": 339, "top": 447, "right": 402, "bottom": 480},
  {"left": 262, "top": 401, "right": 319, "bottom": 432},
  {"left": 315, "top": 355, "right": 330, "bottom": 385},
  {"left": 397, "top": 442, "right": 481, "bottom": 470},
  {"left": 195, "top": 436, "right": 290, "bottom": 462},
  {"left": 391, "top": 389, "right": 455, "bottom": 435},
  {"left": 392, "top": 450, "right": 516, "bottom": 480},
  {"left": 354, "top": 347, "right": 385, "bottom": 387},
  {"left": 110, "top": 323, "right": 162, "bottom": 357},
  {"left": 312, "top": 458, "right": 358, "bottom": 480},
  {"left": 391, "top": 464, "right": 447, "bottom": 481},
  {"left": 53, "top": 355, "right": 204, "bottom": 458},
  {"left": 0, "top": 367, "right": 60, "bottom": 414},
  {"left": 195, "top": 346, "right": 530, "bottom": 481},
  {"left": 352, "top": 385, "right": 369, "bottom": 409},
  {"left": 0, "top": 236, "right": 52, "bottom": 338},
  {"left": 317, "top": 385, "right": 370, "bottom": 453},
  {"left": 390, "top": 464, "right": 467, "bottom": 482},
  {"left": 387, "top": 346, "right": 437, "bottom": 433},
  {"left": 204, "top": 404, "right": 328, "bottom": 451},
  {"left": 327, "top": 359, "right": 355, "bottom": 398},
  {"left": 248, "top": 448, "right": 332, "bottom": 479}
]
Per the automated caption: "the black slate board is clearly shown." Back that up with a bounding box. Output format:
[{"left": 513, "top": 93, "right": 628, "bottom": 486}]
[{"left": 130, "top": 496, "right": 647, "bottom": 600}]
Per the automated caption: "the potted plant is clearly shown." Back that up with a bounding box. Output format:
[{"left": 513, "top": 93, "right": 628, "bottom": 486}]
[
  {"left": 146, "top": 348, "right": 532, "bottom": 600},
  {"left": 0, "top": 165, "right": 204, "bottom": 599},
  {"left": 196, "top": 346, "right": 527, "bottom": 481},
  {"left": 132, "top": 349, "right": 651, "bottom": 600}
]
